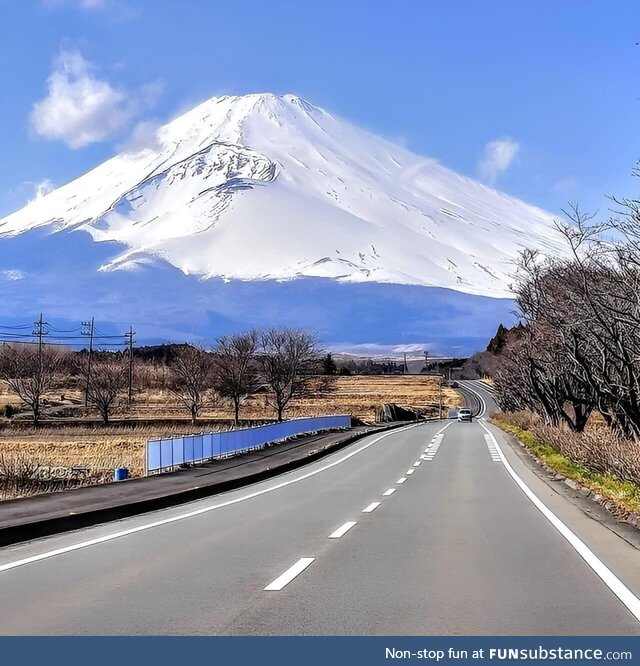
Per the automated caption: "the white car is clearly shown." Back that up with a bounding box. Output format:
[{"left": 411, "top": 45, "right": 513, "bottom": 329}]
[{"left": 457, "top": 408, "right": 473, "bottom": 422}]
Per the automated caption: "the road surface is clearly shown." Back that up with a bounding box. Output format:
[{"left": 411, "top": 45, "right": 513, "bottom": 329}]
[{"left": 1, "top": 380, "right": 639, "bottom": 635}]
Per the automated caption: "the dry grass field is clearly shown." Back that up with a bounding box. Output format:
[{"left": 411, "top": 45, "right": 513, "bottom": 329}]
[{"left": 0, "top": 375, "right": 460, "bottom": 500}]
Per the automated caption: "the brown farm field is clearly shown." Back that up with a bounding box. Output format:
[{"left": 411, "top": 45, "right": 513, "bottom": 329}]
[{"left": 0, "top": 375, "right": 460, "bottom": 500}]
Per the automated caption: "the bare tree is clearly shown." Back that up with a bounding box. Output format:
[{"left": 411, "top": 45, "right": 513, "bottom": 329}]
[
  {"left": 0, "top": 343, "right": 62, "bottom": 426},
  {"left": 169, "top": 345, "right": 215, "bottom": 424},
  {"left": 493, "top": 187, "right": 640, "bottom": 438},
  {"left": 212, "top": 331, "right": 260, "bottom": 427},
  {"left": 84, "top": 354, "right": 128, "bottom": 424},
  {"left": 257, "top": 328, "right": 318, "bottom": 421}
]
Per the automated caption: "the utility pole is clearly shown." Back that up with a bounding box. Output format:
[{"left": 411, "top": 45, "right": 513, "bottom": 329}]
[
  {"left": 33, "top": 313, "right": 48, "bottom": 373},
  {"left": 81, "top": 317, "right": 95, "bottom": 407},
  {"left": 125, "top": 325, "right": 135, "bottom": 405},
  {"left": 403, "top": 353, "right": 408, "bottom": 374},
  {"left": 439, "top": 375, "right": 443, "bottom": 420}
]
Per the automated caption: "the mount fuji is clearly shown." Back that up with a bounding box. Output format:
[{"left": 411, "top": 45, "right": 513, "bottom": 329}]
[{"left": 0, "top": 93, "right": 562, "bottom": 354}]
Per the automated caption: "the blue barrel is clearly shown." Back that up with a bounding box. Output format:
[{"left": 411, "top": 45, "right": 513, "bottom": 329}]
[{"left": 114, "top": 467, "right": 129, "bottom": 482}]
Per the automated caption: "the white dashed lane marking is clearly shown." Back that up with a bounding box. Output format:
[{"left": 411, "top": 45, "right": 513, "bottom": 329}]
[
  {"left": 383, "top": 488, "right": 396, "bottom": 496},
  {"left": 362, "top": 502, "right": 380, "bottom": 513},
  {"left": 328, "top": 521, "right": 357, "bottom": 539},
  {"left": 424, "top": 432, "right": 445, "bottom": 461},
  {"left": 264, "top": 558, "right": 315, "bottom": 591}
]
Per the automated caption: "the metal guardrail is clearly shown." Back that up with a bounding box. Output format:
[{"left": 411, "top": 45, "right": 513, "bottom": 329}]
[{"left": 145, "top": 415, "right": 352, "bottom": 475}]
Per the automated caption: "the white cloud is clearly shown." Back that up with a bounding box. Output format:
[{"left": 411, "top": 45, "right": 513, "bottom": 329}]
[
  {"left": 31, "top": 49, "right": 131, "bottom": 148},
  {"left": 42, "top": 0, "right": 111, "bottom": 10},
  {"left": 30, "top": 50, "right": 161, "bottom": 149},
  {"left": 28, "top": 178, "right": 56, "bottom": 201},
  {"left": 477, "top": 137, "right": 519, "bottom": 184},
  {"left": 138, "top": 80, "right": 164, "bottom": 110},
  {"left": 1, "top": 270, "right": 26, "bottom": 281},
  {"left": 326, "top": 342, "right": 439, "bottom": 356},
  {"left": 41, "top": 0, "right": 138, "bottom": 20},
  {"left": 118, "top": 119, "right": 162, "bottom": 154}
]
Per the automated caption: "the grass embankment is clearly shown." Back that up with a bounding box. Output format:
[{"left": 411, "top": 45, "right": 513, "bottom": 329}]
[{"left": 492, "top": 416, "right": 640, "bottom": 516}]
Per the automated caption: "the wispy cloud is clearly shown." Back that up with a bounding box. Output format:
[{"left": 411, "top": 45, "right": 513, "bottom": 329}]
[
  {"left": 1, "top": 269, "right": 26, "bottom": 281},
  {"left": 327, "top": 342, "right": 439, "bottom": 356},
  {"left": 30, "top": 49, "right": 162, "bottom": 149},
  {"left": 117, "top": 119, "right": 162, "bottom": 154},
  {"left": 42, "top": 0, "right": 107, "bottom": 9},
  {"left": 477, "top": 137, "right": 519, "bottom": 185},
  {"left": 27, "top": 178, "right": 55, "bottom": 201},
  {"left": 41, "top": 0, "right": 140, "bottom": 21},
  {"left": 42, "top": 0, "right": 128, "bottom": 11}
]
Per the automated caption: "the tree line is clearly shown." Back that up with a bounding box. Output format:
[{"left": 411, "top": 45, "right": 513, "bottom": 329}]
[
  {"left": 0, "top": 327, "right": 319, "bottom": 426},
  {"left": 491, "top": 188, "right": 640, "bottom": 440}
]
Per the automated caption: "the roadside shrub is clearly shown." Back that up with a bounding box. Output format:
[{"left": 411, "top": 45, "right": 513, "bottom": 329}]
[
  {"left": 4, "top": 405, "right": 14, "bottom": 418},
  {"left": 496, "top": 410, "right": 640, "bottom": 487}
]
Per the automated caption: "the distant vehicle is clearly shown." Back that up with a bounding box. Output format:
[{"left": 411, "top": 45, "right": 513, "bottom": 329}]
[{"left": 457, "top": 407, "right": 473, "bottom": 422}]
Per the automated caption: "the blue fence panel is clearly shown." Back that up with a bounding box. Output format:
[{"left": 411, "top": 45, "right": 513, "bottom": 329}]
[
  {"left": 147, "top": 439, "right": 162, "bottom": 473},
  {"left": 146, "top": 415, "right": 351, "bottom": 473},
  {"left": 172, "top": 437, "right": 185, "bottom": 466},
  {"left": 184, "top": 436, "right": 195, "bottom": 464},
  {"left": 203, "top": 433, "right": 213, "bottom": 460},
  {"left": 212, "top": 433, "right": 222, "bottom": 458},
  {"left": 194, "top": 435, "right": 203, "bottom": 462},
  {"left": 221, "top": 432, "right": 232, "bottom": 457},
  {"left": 160, "top": 438, "right": 175, "bottom": 470}
]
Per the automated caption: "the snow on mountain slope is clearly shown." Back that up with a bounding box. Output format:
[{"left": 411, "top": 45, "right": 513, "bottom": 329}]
[{"left": 0, "top": 93, "right": 562, "bottom": 297}]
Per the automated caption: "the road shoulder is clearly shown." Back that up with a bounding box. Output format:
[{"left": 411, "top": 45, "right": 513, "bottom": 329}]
[{"left": 487, "top": 420, "right": 640, "bottom": 602}]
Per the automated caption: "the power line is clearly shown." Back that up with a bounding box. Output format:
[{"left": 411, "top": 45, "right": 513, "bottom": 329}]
[{"left": 0, "top": 317, "right": 136, "bottom": 351}]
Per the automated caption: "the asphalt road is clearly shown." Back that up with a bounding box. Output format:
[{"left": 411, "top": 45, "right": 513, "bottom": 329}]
[{"left": 1, "top": 380, "right": 640, "bottom": 635}]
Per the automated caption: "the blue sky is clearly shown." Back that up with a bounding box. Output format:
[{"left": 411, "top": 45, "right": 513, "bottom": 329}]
[{"left": 1, "top": 0, "right": 638, "bottom": 219}]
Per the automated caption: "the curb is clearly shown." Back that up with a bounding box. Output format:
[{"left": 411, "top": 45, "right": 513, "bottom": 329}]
[{"left": 0, "top": 420, "right": 418, "bottom": 548}]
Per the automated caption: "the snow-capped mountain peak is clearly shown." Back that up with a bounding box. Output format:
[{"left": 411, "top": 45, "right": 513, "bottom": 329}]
[{"left": 0, "top": 92, "right": 562, "bottom": 298}]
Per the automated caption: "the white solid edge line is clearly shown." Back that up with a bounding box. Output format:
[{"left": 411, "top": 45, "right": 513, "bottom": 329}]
[
  {"left": 479, "top": 421, "right": 640, "bottom": 623},
  {"left": 382, "top": 488, "right": 396, "bottom": 496},
  {"left": 362, "top": 502, "right": 381, "bottom": 513},
  {"left": 264, "top": 557, "right": 315, "bottom": 591},
  {"left": 0, "top": 423, "right": 423, "bottom": 574},
  {"left": 328, "top": 521, "right": 357, "bottom": 539},
  {"left": 396, "top": 477, "right": 407, "bottom": 484}
]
